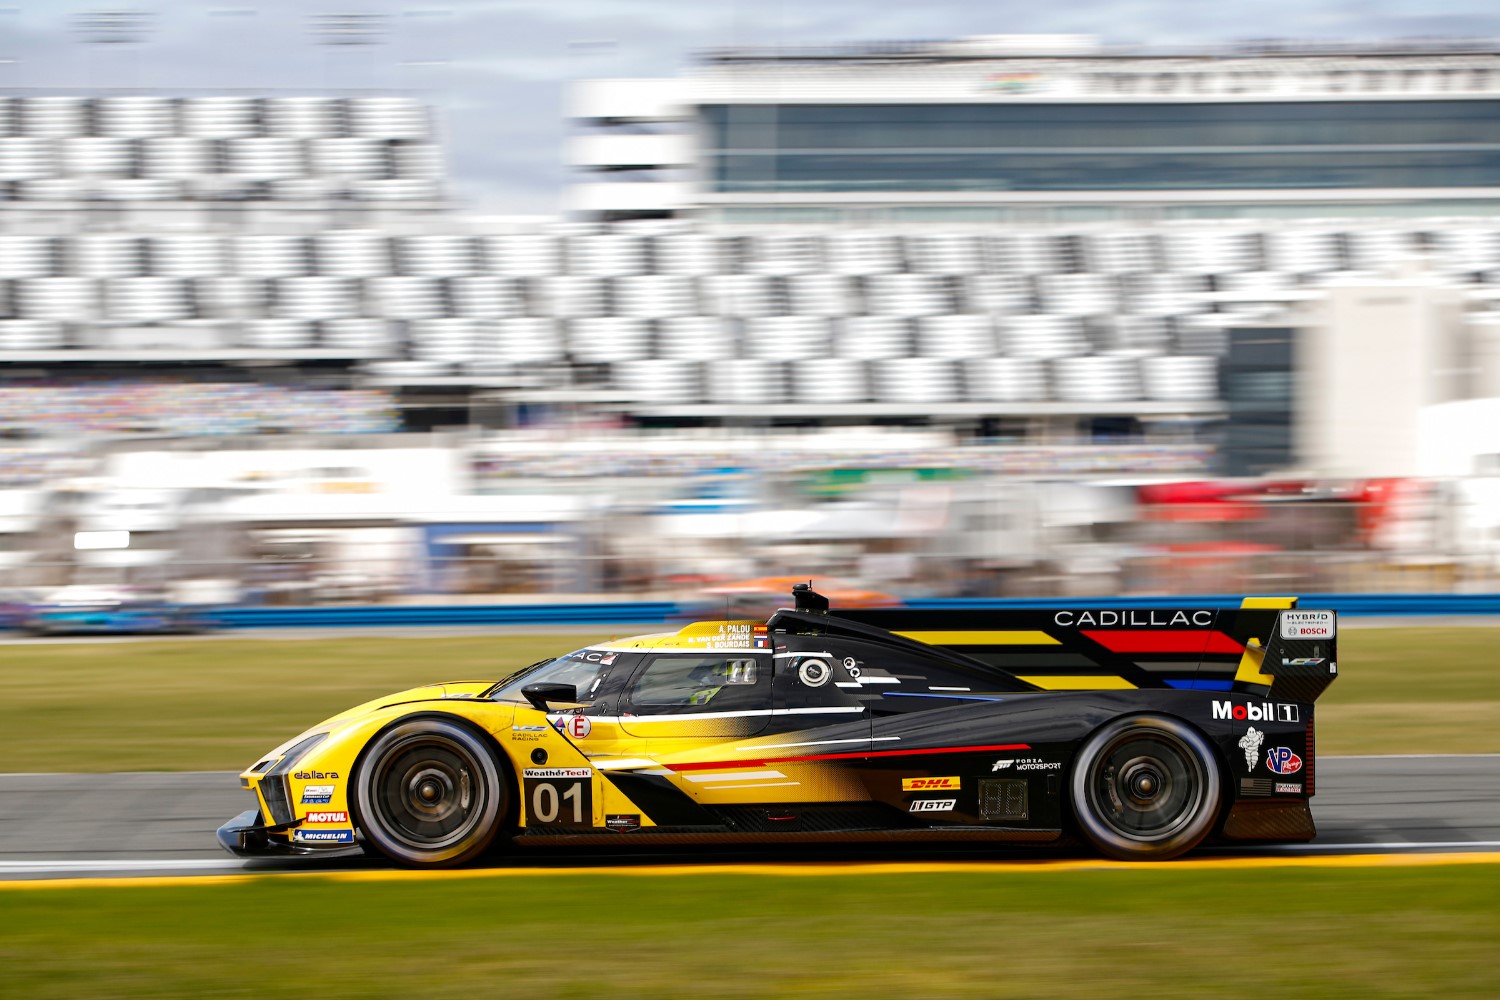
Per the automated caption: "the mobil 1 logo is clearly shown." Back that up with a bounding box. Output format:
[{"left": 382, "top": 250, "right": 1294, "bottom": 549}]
[{"left": 522, "top": 767, "right": 593, "bottom": 828}]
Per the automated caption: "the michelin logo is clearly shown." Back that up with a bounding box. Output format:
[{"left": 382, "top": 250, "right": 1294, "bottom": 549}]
[
  {"left": 1239, "top": 727, "right": 1264, "bottom": 770},
  {"left": 293, "top": 829, "right": 356, "bottom": 844}
]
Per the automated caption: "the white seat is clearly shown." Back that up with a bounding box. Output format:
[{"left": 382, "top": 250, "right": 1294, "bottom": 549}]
[
  {"left": 264, "top": 98, "right": 338, "bottom": 139},
  {"left": 148, "top": 235, "right": 226, "bottom": 278},
  {"left": 1122, "top": 273, "right": 1205, "bottom": 318},
  {"left": 96, "top": 96, "right": 175, "bottom": 138},
  {"left": 706, "top": 359, "right": 785, "bottom": 404},
  {"left": 60, "top": 137, "right": 133, "bottom": 177},
  {"left": 274, "top": 277, "right": 357, "bottom": 321},
  {"left": 1346, "top": 229, "right": 1416, "bottom": 273},
  {"left": 484, "top": 318, "right": 564, "bottom": 364},
  {"left": 397, "top": 235, "right": 478, "bottom": 277},
  {"left": 74, "top": 234, "right": 147, "bottom": 278},
  {"left": 917, "top": 315, "right": 996, "bottom": 359},
  {"left": 367, "top": 276, "right": 445, "bottom": 320},
  {"left": 826, "top": 232, "right": 900, "bottom": 276},
  {"left": 450, "top": 276, "right": 521, "bottom": 319},
  {"left": 314, "top": 229, "right": 391, "bottom": 277},
  {"left": 15, "top": 278, "right": 97, "bottom": 322},
  {"left": 1174, "top": 315, "right": 1232, "bottom": 356},
  {"left": 482, "top": 233, "right": 562, "bottom": 277},
  {"left": 140, "top": 137, "right": 210, "bottom": 180},
  {"left": 1162, "top": 229, "right": 1259, "bottom": 275},
  {"left": 906, "top": 233, "right": 980, "bottom": 275},
  {"left": 19, "top": 97, "right": 88, "bottom": 138},
  {"left": 568, "top": 317, "right": 651, "bottom": 363},
  {"left": 1266, "top": 229, "right": 1341, "bottom": 274},
  {"left": 985, "top": 232, "right": 1058, "bottom": 275},
  {"left": 1432, "top": 228, "right": 1500, "bottom": 275},
  {"left": 865, "top": 273, "right": 948, "bottom": 318},
  {"left": 999, "top": 315, "right": 1088, "bottom": 360},
  {"left": 311, "top": 138, "right": 388, "bottom": 180},
  {"left": 226, "top": 138, "right": 304, "bottom": 181},
  {"left": 99, "top": 178, "right": 180, "bottom": 201},
  {"left": 834, "top": 316, "right": 909, "bottom": 360},
  {"left": 569, "top": 233, "right": 646, "bottom": 277},
  {"left": 1098, "top": 315, "right": 1171, "bottom": 354},
  {"left": 354, "top": 178, "right": 439, "bottom": 202},
  {"left": 243, "top": 319, "right": 313, "bottom": 350},
  {"left": 233, "top": 234, "right": 309, "bottom": 278},
  {"left": 1085, "top": 230, "right": 1160, "bottom": 274},
  {"left": 0, "top": 138, "right": 56, "bottom": 181},
  {"left": 872, "top": 357, "right": 959, "bottom": 403},
  {"left": 105, "top": 278, "right": 192, "bottom": 324},
  {"left": 1142, "top": 355, "right": 1219, "bottom": 401},
  {"left": 1038, "top": 273, "right": 1116, "bottom": 317},
  {"left": 965, "top": 273, "right": 1030, "bottom": 314},
  {"left": 0, "top": 320, "right": 64, "bottom": 350},
  {"left": 616, "top": 275, "right": 694, "bottom": 319},
  {"left": 657, "top": 317, "right": 735, "bottom": 360},
  {"left": 0, "top": 235, "right": 55, "bottom": 279},
  {"left": 966, "top": 356, "right": 1049, "bottom": 402},
  {"left": 791, "top": 358, "right": 868, "bottom": 403},
  {"left": 181, "top": 97, "right": 259, "bottom": 139},
  {"left": 747, "top": 233, "right": 822, "bottom": 276},
  {"left": 611, "top": 359, "right": 704, "bottom": 403},
  {"left": 1053, "top": 355, "right": 1143, "bottom": 402},
  {"left": 744, "top": 316, "right": 830, "bottom": 360},
  {"left": 346, "top": 97, "right": 429, "bottom": 140}
]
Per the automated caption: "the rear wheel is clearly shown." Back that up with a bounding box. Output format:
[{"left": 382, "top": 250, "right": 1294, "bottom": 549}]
[
  {"left": 353, "top": 718, "right": 507, "bottom": 867},
  {"left": 1070, "top": 715, "right": 1220, "bottom": 861}
]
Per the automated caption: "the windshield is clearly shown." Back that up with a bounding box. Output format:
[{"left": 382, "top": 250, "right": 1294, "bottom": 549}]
[{"left": 486, "top": 648, "right": 621, "bottom": 705}]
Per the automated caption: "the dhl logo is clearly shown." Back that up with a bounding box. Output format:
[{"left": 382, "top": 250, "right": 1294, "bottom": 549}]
[{"left": 901, "top": 776, "right": 960, "bottom": 791}]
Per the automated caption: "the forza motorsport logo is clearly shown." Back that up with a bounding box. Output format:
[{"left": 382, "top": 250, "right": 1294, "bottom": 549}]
[
  {"left": 1213, "top": 701, "right": 1299, "bottom": 723},
  {"left": 993, "top": 758, "right": 1060, "bottom": 772}
]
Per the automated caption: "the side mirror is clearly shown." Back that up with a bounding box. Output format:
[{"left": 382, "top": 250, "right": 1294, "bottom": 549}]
[{"left": 522, "top": 683, "right": 578, "bottom": 711}]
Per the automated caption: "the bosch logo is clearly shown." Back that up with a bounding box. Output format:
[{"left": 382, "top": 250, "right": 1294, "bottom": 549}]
[{"left": 1266, "top": 747, "right": 1304, "bottom": 775}]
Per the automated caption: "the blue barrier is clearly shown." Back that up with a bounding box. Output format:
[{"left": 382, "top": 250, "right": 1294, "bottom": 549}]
[{"left": 210, "top": 593, "right": 1500, "bottom": 629}]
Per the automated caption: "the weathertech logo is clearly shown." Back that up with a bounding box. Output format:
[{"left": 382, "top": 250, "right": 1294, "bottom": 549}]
[
  {"left": 303, "top": 811, "right": 348, "bottom": 824},
  {"left": 901, "top": 776, "right": 959, "bottom": 791},
  {"left": 909, "top": 799, "right": 956, "bottom": 813},
  {"left": 1213, "top": 701, "right": 1298, "bottom": 723}
]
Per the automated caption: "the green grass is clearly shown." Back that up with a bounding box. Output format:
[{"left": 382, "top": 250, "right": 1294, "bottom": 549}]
[
  {"left": 0, "top": 627, "right": 1496, "bottom": 772},
  {"left": 3, "top": 866, "right": 1498, "bottom": 998}
]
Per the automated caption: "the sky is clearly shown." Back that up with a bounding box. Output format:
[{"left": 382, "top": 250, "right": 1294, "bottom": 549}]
[{"left": 3, "top": 1, "right": 1500, "bottom": 213}]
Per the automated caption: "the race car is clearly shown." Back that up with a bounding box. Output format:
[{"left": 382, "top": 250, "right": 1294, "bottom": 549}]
[{"left": 219, "top": 585, "right": 1337, "bottom": 865}]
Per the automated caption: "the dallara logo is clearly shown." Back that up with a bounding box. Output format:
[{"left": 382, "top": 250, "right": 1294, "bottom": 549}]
[{"left": 902, "top": 776, "right": 960, "bottom": 791}]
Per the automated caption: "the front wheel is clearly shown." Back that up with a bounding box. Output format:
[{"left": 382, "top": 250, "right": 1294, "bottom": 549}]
[
  {"left": 1070, "top": 715, "right": 1221, "bottom": 861},
  {"left": 353, "top": 718, "right": 507, "bottom": 867}
]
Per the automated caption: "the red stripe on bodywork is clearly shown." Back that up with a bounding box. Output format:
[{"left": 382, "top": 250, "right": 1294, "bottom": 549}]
[
  {"left": 667, "top": 743, "right": 1032, "bottom": 773},
  {"left": 1082, "top": 630, "right": 1244, "bottom": 654}
]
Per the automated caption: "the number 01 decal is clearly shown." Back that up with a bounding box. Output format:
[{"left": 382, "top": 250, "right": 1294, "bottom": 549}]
[{"left": 523, "top": 775, "right": 593, "bottom": 827}]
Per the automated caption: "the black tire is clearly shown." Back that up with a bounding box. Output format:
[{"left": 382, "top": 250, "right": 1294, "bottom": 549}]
[
  {"left": 1070, "top": 714, "right": 1221, "bottom": 861},
  {"left": 353, "top": 717, "right": 507, "bottom": 867}
]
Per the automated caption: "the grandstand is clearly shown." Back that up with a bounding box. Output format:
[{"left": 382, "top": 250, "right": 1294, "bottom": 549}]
[{"left": 0, "top": 41, "right": 1498, "bottom": 463}]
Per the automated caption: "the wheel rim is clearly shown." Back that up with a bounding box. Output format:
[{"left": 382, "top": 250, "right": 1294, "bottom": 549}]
[
  {"left": 369, "top": 733, "right": 486, "bottom": 852},
  {"left": 1085, "top": 729, "right": 1206, "bottom": 844}
]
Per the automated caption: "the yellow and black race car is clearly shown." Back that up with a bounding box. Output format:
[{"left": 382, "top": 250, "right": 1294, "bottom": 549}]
[{"left": 219, "top": 585, "right": 1337, "bottom": 865}]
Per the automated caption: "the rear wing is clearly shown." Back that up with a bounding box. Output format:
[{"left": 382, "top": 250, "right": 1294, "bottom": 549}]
[{"left": 832, "top": 597, "right": 1337, "bottom": 700}]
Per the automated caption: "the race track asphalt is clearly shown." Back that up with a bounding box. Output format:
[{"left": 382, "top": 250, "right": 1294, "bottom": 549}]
[{"left": 1, "top": 755, "right": 1497, "bottom": 881}]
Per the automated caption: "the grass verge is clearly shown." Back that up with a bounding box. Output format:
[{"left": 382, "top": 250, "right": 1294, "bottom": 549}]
[
  {"left": 4, "top": 865, "right": 1499, "bottom": 998},
  {"left": 0, "top": 626, "right": 1496, "bottom": 772}
]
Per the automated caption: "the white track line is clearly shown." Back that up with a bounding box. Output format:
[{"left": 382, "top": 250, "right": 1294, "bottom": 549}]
[{"left": 0, "top": 859, "right": 252, "bottom": 874}]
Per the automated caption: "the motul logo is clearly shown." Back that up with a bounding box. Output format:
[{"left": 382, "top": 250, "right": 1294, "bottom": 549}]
[
  {"left": 1213, "top": 701, "right": 1298, "bottom": 723},
  {"left": 303, "top": 811, "right": 349, "bottom": 824}
]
